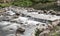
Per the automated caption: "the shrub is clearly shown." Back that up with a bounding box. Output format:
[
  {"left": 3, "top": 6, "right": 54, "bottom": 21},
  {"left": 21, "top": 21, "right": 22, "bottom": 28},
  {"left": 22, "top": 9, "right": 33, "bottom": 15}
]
[
  {"left": 31, "top": 0, "right": 56, "bottom": 3},
  {"left": 0, "top": 3, "right": 12, "bottom": 8},
  {"left": 12, "top": 0, "right": 33, "bottom": 7}
]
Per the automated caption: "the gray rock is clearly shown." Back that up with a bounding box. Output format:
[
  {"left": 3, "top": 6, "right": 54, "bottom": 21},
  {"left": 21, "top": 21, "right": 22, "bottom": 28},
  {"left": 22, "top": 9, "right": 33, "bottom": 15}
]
[{"left": 16, "top": 27, "right": 25, "bottom": 34}]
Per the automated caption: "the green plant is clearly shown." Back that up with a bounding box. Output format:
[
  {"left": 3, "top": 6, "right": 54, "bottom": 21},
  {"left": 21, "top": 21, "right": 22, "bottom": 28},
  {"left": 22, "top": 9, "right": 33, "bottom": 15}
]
[
  {"left": 35, "top": 28, "right": 42, "bottom": 36},
  {"left": 12, "top": 0, "right": 33, "bottom": 7},
  {"left": 31, "top": 0, "right": 56, "bottom": 3},
  {"left": 0, "top": 3, "right": 12, "bottom": 8},
  {"left": 49, "top": 26, "right": 60, "bottom": 36}
]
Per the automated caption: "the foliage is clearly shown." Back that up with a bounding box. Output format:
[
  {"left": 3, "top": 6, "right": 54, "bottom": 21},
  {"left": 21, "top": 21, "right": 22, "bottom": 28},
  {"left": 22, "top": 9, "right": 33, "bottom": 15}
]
[
  {"left": 0, "top": 3, "right": 12, "bottom": 8},
  {"left": 35, "top": 28, "right": 42, "bottom": 36},
  {"left": 12, "top": 0, "right": 32, "bottom": 7},
  {"left": 49, "top": 26, "right": 60, "bottom": 36},
  {"left": 12, "top": 0, "right": 56, "bottom": 7},
  {"left": 31, "top": 0, "right": 56, "bottom": 3},
  {"left": 33, "top": 2, "right": 56, "bottom": 10},
  {"left": 0, "top": 0, "right": 57, "bottom": 7}
]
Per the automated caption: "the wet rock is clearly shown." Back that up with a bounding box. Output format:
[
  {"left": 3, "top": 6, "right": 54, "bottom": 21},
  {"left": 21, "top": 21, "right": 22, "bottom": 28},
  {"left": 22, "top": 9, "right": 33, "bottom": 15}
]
[
  {"left": 26, "top": 8, "right": 37, "bottom": 12},
  {"left": 39, "top": 30, "right": 50, "bottom": 36},
  {"left": 5, "top": 10, "right": 15, "bottom": 16},
  {"left": 38, "top": 10, "right": 44, "bottom": 14},
  {"left": 56, "top": 12, "right": 60, "bottom": 16},
  {"left": 47, "top": 24, "right": 53, "bottom": 31},
  {"left": 0, "top": 15, "right": 16, "bottom": 21},
  {"left": 0, "top": 9, "right": 6, "bottom": 13},
  {"left": 49, "top": 10, "right": 56, "bottom": 15},
  {"left": 16, "top": 27, "right": 25, "bottom": 34},
  {"left": 43, "top": 10, "right": 47, "bottom": 13},
  {"left": 57, "top": 22, "right": 60, "bottom": 26},
  {"left": 15, "top": 13, "right": 20, "bottom": 16},
  {"left": 37, "top": 23, "right": 48, "bottom": 31}
]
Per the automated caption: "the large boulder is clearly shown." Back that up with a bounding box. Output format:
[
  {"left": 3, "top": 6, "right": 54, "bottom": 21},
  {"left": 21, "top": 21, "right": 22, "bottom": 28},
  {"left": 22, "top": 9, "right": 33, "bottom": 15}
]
[{"left": 16, "top": 27, "right": 25, "bottom": 34}]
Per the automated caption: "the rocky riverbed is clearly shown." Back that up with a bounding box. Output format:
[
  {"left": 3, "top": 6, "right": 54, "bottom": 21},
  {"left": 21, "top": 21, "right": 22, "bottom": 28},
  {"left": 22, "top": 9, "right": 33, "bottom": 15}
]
[{"left": 0, "top": 6, "right": 60, "bottom": 36}]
